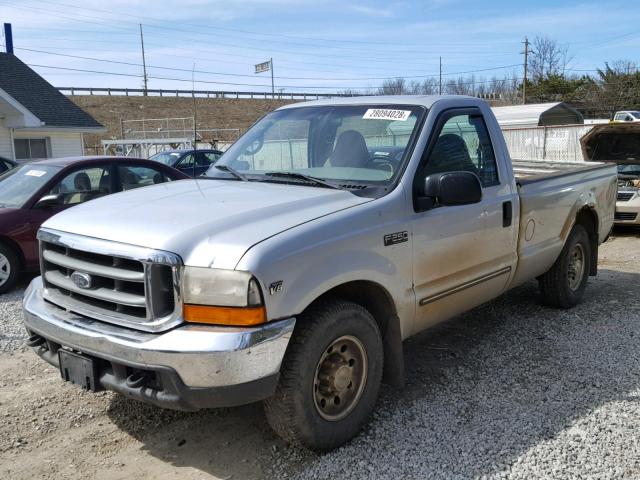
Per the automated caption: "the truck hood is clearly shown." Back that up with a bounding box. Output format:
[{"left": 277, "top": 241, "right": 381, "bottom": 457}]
[{"left": 43, "top": 179, "right": 371, "bottom": 269}]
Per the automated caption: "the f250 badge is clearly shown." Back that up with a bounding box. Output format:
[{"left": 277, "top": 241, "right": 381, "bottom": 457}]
[
  {"left": 384, "top": 231, "right": 408, "bottom": 246},
  {"left": 269, "top": 281, "right": 284, "bottom": 295}
]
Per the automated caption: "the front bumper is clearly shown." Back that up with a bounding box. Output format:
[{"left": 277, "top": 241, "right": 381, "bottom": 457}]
[
  {"left": 22, "top": 277, "right": 295, "bottom": 410},
  {"left": 615, "top": 196, "right": 640, "bottom": 224}
]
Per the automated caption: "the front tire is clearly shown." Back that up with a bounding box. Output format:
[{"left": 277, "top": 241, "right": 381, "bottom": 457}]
[
  {"left": 264, "top": 299, "right": 383, "bottom": 451},
  {"left": 0, "top": 244, "right": 19, "bottom": 294},
  {"left": 538, "top": 224, "right": 591, "bottom": 308}
]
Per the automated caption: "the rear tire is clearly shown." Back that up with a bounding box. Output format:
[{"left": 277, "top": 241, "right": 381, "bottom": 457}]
[
  {"left": 264, "top": 299, "right": 383, "bottom": 451},
  {"left": 0, "top": 243, "right": 19, "bottom": 294},
  {"left": 538, "top": 224, "right": 591, "bottom": 308}
]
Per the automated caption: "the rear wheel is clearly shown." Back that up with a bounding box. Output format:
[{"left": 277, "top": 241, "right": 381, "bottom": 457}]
[
  {"left": 264, "top": 299, "right": 383, "bottom": 451},
  {"left": 0, "top": 244, "right": 19, "bottom": 294},
  {"left": 538, "top": 224, "right": 591, "bottom": 308}
]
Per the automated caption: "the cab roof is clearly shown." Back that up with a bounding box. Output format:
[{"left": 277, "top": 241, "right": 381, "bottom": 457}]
[{"left": 276, "top": 95, "right": 485, "bottom": 110}]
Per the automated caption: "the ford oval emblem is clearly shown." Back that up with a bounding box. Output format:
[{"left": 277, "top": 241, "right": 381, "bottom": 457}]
[{"left": 70, "top": 271, "right": 92, "bottom": 289}]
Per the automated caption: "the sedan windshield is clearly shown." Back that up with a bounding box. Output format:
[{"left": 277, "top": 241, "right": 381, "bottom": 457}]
[
  {"left": 618, "top": 164, "right": 640, "bottom": 175},
  {"left": 204, "top": 105, "right": 425, "bottom": 189},
  {"left": 0, "top": 164, "right": 61, "bottom": 208},
  {"left": 149, "top": 151, "right": 182, "bottom": 166}
]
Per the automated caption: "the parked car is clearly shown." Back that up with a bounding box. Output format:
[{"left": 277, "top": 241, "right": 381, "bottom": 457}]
[
  {"left": 612, "top": 110, "right": 640, "bottom": 123},
  {"left": 149, "top": 149, "right": 223, "bottom": 177},
  {"left": 581, "top": 122, "right": 640, "bottom": 225},
  {"left": 0, "top": 156, "right": 17, "bottom": 174},
  {"left": 23, "top": 97, "right": 616, "bottom": 451},
  {"left": 0, "top": 156, "right": 188, "bottom": 292}
]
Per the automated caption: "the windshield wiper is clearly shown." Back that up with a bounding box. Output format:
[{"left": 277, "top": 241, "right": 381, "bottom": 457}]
[
  {"left": 214, "top": 164, "right": 249, "bottom": 181},
  {"left": 263, "top": 171, "right": 340, "bottom": 189}
]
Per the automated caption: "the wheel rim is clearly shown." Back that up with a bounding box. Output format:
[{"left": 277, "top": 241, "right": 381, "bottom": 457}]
[
  {"left": 567, "top": 243, "right": 585, "bottom": 291},
  {"left": 313, "top": 335, "right": 368, "bottom": 422},
  {"left": 0, "top": 253, "right": 10, "bottom": 286}
]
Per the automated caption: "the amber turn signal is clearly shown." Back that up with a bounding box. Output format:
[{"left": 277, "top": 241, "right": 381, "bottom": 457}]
[{"left": 183, "top": 304, "right": 267, "bottom": 326}]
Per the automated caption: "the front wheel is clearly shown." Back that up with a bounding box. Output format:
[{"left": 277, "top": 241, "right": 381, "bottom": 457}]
[
  {"left": 264, "top": 299, "right": 383, "bottom": 451},
  {"left": 538, "top": 224, "right": 591, "bottom": 308}
]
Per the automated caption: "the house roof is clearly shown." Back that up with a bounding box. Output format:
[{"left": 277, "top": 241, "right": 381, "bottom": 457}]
[
  {"left": 0, "top": 53, "right": 103, "bottom": 129},
  {"left": 491, "top": 102, "right": 584, "bottom": 127}
]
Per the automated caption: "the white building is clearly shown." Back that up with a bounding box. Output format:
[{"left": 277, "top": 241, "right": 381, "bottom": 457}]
[
  {"left": 492, "top": 102, "right": 584, "bottom": 129},
  {"left": 0, "top": 53, "right": 104, "bottom": 161}
]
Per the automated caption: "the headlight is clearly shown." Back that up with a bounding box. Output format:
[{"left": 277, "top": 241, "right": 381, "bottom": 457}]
[{"left": 182, "top": 267, "right": 266, "bottom": 326}]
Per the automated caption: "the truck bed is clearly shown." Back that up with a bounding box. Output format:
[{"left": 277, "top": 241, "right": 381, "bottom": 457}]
[
  {"left": 509, "top": 159, "right": 617, "bottom": 288},
  {"left": 512, "top": 159, "right": 611, "bottom": 185}
]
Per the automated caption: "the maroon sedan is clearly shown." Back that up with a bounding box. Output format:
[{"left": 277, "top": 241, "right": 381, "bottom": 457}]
[{"left": 0, "top": 156, "right": 188, "bottom": 292}]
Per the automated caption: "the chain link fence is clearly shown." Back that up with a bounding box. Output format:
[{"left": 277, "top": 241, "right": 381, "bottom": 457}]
[{"left": 501, "top": 124, "right": 594, "bottom": 162}]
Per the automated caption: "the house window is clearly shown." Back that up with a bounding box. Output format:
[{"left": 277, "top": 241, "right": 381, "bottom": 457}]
[{"left": 14, "top": 138, "right": 50, "bottom": 160}]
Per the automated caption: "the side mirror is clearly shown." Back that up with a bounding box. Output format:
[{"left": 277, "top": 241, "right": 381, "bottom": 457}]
[
  {"left": 421, "top": 171, "right": 482, "bottom": 209},
  {"left": 34, "top": 193, "right": 62, "bottom": 209}
]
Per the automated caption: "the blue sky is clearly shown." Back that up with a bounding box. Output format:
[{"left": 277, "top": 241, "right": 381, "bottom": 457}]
[{"left": 0, "top": 0, "right": 638, "bottom": 93}]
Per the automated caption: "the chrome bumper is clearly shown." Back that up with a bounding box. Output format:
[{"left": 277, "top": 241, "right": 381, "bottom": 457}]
[{"left": 22, "top": 277, "right": 295, "bottom": 389}]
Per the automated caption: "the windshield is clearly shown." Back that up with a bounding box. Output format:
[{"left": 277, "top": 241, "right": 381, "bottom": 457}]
[
  {"left": 0, "top": 164, "right": 61, "bottom": 208},
  {"left": 618, "top": 164, "right": 640, "bottom": 175},
  {"left": 630, "top": 112, "right": 640, "bottom": 118},
  {"left": 204, "top": 105, "right": 425, "bottom": 189},
  {"left": 149, "top": 151, "right": 183, "bottom": 166}
]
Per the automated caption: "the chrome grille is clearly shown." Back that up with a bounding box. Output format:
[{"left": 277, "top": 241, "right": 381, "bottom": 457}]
[
  {"left": 617, "top": 192, "right": 635, "bottom": 202},
  {"left": 614, "top": 211, "right": 638, "bottom": 221},
  {"left": 38, "top": 228, "right": 182, "bottom": 332}
]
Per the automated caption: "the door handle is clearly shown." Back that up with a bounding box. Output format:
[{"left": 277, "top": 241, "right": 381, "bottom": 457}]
[{"left": 502, "top": 201, "right": 513, "bottom": 228}]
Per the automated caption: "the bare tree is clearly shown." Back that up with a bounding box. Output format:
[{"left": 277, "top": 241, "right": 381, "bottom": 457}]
[
  {"left": 378, "top": 77, "right": 407, "bottom": 95},
  {"left": 529, "top": 36, "right": 573, "bottom": 81},
  {"left": 445, "top": 75, "right": 475, "bottom": 95}
]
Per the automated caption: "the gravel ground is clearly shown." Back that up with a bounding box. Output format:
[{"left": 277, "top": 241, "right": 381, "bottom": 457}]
[
  {"left": 0, "top": 274, "right": 35, "bottom": 353},
  {"left": 1, "top": 231, "right": 639, "bottom": 479}
]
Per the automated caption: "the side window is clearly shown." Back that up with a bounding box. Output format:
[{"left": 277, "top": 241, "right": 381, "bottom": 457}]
[
  {"left": 178, "top": 154, "right": 195, "bottom": 168},
  {"left": 117, "top": 165, "right": 166, "bottom": 191},
  {"left": 424, "top": 114, "right": 499, "bottom": 188},
  {"left": 195, "top": 151, "right": 216, "bottom": 167},
  {"left": 48, "top": 166, "right": 111, "bottom": 205},
  {"left": 199, "top": 152, "right": 220, "bottom": 165}
]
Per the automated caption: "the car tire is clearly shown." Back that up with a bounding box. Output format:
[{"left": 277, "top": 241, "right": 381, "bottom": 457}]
[
  {"left": 0, "top": 243, "right": 19, "bottom": 294},
  {"left": 538, "top": 224, "right": 591, "bottom": 308},
  {"left": 264, "top": 298, "right": 383, "bottom": 451}
]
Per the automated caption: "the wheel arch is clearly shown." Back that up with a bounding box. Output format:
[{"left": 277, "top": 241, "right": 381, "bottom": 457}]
[
  {"left": 574, "top": 206, "right": 599, "bottom": 276},
  {"left": 303, "top": 280, "right": 405, "bottom": 388},
  {"left": 0, "top": 235, "right": 25, "bottom": 269}
]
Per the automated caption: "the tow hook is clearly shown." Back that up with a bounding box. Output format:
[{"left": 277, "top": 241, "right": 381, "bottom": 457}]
[
  {"left": 126, "top": 371, "right": 150, "bottom": 389},
  {"left": 26, "top": 334, "right": 46, "bottom": 348}
]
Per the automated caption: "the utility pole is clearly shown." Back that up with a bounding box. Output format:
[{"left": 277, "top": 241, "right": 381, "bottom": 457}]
[
  {"left": 192, "top": 63, "right": 197, "bottom": 176},
  {"left": 270, "top": 58, "right": 275, "bottom": 98},
  {"left": 522, "top": 37, "right": 530, "bottom": 104},
  {"left": 439, "top": 56, "right": 442, "bottom": 95},
  {"left": 139, "top": 24, "right": 148, "bottom": 95}
]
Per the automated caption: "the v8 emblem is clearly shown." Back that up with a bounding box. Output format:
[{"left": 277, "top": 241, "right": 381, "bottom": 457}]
[{"left": 269, "top": 281, "right": 283, "bottom": 295}]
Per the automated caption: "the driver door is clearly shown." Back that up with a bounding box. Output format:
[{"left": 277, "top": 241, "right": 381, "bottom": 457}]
[{"left": 410, "top": 109, "right": 517, "bottom": 333}]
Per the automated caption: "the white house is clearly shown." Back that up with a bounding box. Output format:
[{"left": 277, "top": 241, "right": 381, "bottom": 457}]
[{"left": 0, "top": 53, "right": 104, "bottom": 161}]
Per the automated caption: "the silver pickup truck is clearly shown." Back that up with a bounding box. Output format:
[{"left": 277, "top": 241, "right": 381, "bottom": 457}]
[{"left": 22, "top": 96, "right": 617, "bottom": 450}]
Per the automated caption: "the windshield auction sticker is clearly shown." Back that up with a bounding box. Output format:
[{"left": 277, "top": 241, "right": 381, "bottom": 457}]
[
  {"left": 25, "top": 170, "right": 48, "bottom": 177},
  {"left": 363, "top": 109, "right": 411, "bottom": 121}
]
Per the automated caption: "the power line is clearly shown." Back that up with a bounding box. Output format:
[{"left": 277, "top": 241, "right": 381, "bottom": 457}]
[
  {"left": 24, "top": 0, "right": 523, "bottom": 50},
  {"left": 0, "top": 1, "right": 518, "bottom": 62},
  {"left": 26, "top": 63, "right": 524, "bottom": 90},
  {"left": 13, "top": 46, "right": 522, "bottom": 82}
]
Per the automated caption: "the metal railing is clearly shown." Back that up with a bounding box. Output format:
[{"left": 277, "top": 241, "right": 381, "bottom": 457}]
[{"left": 58, "top": 87, "right": 354, "bottom": 100}]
